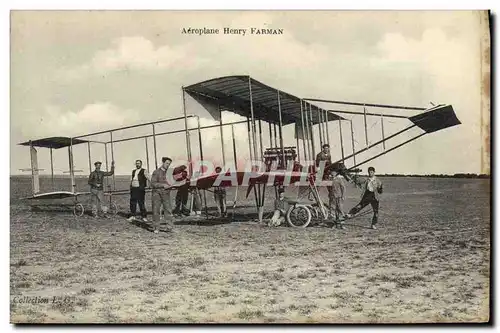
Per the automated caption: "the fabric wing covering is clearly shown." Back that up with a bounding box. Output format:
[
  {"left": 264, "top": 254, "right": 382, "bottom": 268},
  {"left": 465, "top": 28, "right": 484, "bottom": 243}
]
[
  {"left": 183, "top": 75, "right": 344, "bottom": 125},
  {"left": 409, "top": 105, "right": 461, "bottom": 133},
  {"left": 19, "top": 137, "right": 89, "bottom": 149}
]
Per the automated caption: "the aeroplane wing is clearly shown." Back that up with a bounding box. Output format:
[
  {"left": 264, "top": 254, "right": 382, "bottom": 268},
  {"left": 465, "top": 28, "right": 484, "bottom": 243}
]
[
  {"left": 188, "top": 170, "right": 312, "bottom": 195},
  {"left": 21, "top": 191, "right": 91, "bottom": 200}
]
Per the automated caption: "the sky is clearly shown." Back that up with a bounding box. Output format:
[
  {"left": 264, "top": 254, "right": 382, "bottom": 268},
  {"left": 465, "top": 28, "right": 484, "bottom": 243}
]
[{"left": 10, "top": 10, "right": 490, "bottom": 176}]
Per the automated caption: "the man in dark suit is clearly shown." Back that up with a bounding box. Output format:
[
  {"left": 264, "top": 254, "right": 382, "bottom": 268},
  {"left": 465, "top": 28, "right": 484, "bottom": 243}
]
[{"left": 127, "top": 160, "right": 150, "bottom": 222}]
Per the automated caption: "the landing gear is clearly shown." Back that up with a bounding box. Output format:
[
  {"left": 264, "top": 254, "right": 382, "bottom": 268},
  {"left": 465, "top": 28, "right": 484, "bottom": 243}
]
[
  {"left": 108, "top": 202, "right": 118, "bottom": 216},
  {"left": 73, "top": 203, "right": 84, "bottom": 217},
  {"left": 286, "top": 204, "right": 312, "bottom": 228}
]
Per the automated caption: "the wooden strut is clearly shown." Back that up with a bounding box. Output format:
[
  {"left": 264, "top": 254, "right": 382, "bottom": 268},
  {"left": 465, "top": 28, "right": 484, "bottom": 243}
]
[
  {"left": 277, "top": 90, "right": 285, "bottom": 169},
  {"left": 268, "top": 122, "right": 273, "bottom": 149},
  {"left": 248, "top": 77, "right": 259, "bottom": 161},
  {"left": 352, "top": 133, "right": 426, "bottom": 169},
  {"left": 108, "top": 132, "right": 115, "bottom": 208},
  {"left": 104, "top": 143, "right": 109, "bottom": 191},
  {"left": 110, "top": 120, "right": 249, "bottom": 144},
  {"left": 110, "top": 132, "right": 116, "bottom": 191},
  {"left": 247, "top": 116, "right": 258, "bottom": 212},
  {"left": 273, "top": 123, "right": 278, "bottom": 150},
  {"left": 296, "top": 124, "right": 300, "bottom": 162},
  {"left": 68, "top": 139, "right": 75, "bottom": 193},
  {"left": 335, "top": 124, "right": 417, "bottom": 164},
  {"left": 323, "top": 109, "right": 328, "bottom": 145},
  {"left": 308, "top": 102, "right": 316, "bottom": 160},
  {"left": 182, "top": 88, "right": 193, "bottom": 176},
  {"left": 309, "top": 181, "right": 327, "bottom": 219},
  {"left": 381, "top": 115, "right": 386, "bottom": 150},
  {"left": 87, "top": 142, "right": 92, "bottom": 173},
  {"left": 304, "top": 101, "right": 312, "bottom": 163},
  {"left": 318, "top": 106, "right": 324, "bottom": 147},
  {"left": 338, "top": 119, "right": 345, "bottom": 162},
  {"left": 259, "top": 119, "right": 264, "bottom": 162},
  {"left": 300, "top": 100, "right": 308, "bottom": 163},
  {"left": 248, "top": 78, "right": 261, "bottom": 220},
  {"left": 29, "top": 141, "right": 36, "bottom": 195},
  {"left": 145, "top": 138, "right": 150, "bottom": 171},
  {"left": 260, "top": 182, "right": 267, "bottom": 221},
  {"left": 219, "top": 105, "right": 226, "bottom": 166},
  {"left": 325, "top": 109, "right": 330, "bottom": 146},
  {"left": 328, "top": 109, "right": 408, "bottom": 119},
  {"left": 197, "top": 116, "right": 209, "bottom": 218},
  {"left": 231, "top": 124, "right": 239, "bottom": 221},
  {"left": 246, "top": 117, "right": 254, "bottom": 161},
  {"left": 152, "top": 124, "right": 158, "bottom": 169},
  {"left": 50, "top": 147, "right": 54, "bottom": 190},
  {"left": 302, "top": 97, "right": 427, "bottom": 111},
  {"left": 232, "top": 125, "right": 238, "bottom": 170},
  {"left": 350, "top": 120, "right": 357, "bottom": 166},
  {"left": 73, "top": 115, "right": 196, "bottom": 139},
  {"left": 363, "top": 105, "right": 368, "bottom": 146}
]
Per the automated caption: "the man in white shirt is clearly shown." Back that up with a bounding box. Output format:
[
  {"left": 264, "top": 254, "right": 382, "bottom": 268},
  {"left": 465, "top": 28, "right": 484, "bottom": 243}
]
[
  {"left": 347, "top": 166, "right": 383, "bottom": 229},
  {"left": 127, "top": 160, "right": 150, "bottom": 222}
]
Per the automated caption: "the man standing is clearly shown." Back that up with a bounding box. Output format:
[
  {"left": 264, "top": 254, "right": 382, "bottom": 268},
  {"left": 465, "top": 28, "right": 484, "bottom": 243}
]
[
  {"left": 315, "top": 143, "right": 332, "bottom": 176},
  {"left": 150, "top": 157, "right": 174, "bottom": 234},
  {"left": 127, "top": 160, "right": 150, "bottom": 223},
  {"left": 213, "top": 166, "right": 227, "bottom": 217},
  {"left": 88, "top": 160, "right": 115, "bottom": 218},
  {"left": 316, "top": 143, "right": 334, "bottom": 209},
  {"left": 327, "top": 167, "right": 347, "bottom": 229},
  {"left": 172, "top": 165, "right": 190, "bottom": 217},
  {"left": 347, "top": 166, "right": 383, "bottom": 230}
]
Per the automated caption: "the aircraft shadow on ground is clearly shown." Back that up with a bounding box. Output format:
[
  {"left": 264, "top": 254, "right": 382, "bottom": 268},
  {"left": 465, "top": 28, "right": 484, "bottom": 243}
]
[
  {"left": 27, "top": 204, "right": 376, "bottom": 230},
  {"left": 127, "top": 219, "right": 154, "bottom": 231},
  {"left": 342, "top": 222, "right": 373, "bottom": 229}
]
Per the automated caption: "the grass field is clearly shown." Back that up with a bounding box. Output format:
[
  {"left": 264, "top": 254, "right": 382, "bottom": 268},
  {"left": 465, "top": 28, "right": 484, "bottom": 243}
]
[{"left": 9, "top": 176, "right": 490, "bottom": 323}]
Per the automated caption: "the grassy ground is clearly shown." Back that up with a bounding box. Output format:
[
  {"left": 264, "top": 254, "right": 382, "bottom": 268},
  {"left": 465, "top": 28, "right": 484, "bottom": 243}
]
[{"left": 10, "top": 176, "right": 490, "bottom": 323}]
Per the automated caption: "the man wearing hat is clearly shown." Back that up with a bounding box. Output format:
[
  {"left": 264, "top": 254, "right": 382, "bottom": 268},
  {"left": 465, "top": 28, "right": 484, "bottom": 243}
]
[
  {"left": 88, "top": 160, "right": 115, "bottom": 217},
  {"left": 316, "top": 143, "right": 334, "bottom": 209},
  {"left": 150, "top": 157, "right": 174, "bottom": 234},
  {"left": 315, "top": 143, "right": 332, "bottom": 176},
  {"left": 347, "top": 166, "right": 383, "bottom": 230},
  {"left": 172, "top": 165, "right": 191, "bottom": 217},
  {"left": 127, "top": 159, "right": 150, "bottom": 223},
  {"left": 269, "top": 187, "right": 289, "bottom": 227}
]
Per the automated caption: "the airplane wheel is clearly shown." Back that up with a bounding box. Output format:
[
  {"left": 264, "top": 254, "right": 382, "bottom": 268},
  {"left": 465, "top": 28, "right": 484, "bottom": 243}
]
[
  {"left": 287, "top": 204, "right": 312, "bottom": 228},
  {"left": 73, "top": 203, "right": 84, "bottom": 217},
  {"left": 109, "top": 202, "right": 118, "bottom": 216}
]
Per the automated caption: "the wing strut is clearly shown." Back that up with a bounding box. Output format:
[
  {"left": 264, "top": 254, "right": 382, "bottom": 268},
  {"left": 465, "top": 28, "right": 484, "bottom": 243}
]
[
  {"left": 334, "top": 124, "right": 417, "bottom": 165},
  {"left": 339, "top": 119, "right": 345, "bottom": 162},
  {"left": 351, "top": 133, "right": 426, "bottom": 170},
  {"left": 349, "top": 120, "right": 357, "bottom": 166}
]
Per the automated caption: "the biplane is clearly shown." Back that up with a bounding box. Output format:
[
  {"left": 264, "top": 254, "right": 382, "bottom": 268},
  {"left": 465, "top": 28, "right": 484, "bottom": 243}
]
[{"left": 18, "top": 75, "right": 461, "bottom": 226}]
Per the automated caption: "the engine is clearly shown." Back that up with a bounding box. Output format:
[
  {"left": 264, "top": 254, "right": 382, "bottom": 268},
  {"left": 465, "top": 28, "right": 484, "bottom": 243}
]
[{"left": 263, "top": 147, "right": 298, "bottom": 171}]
